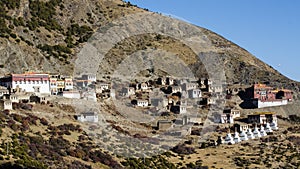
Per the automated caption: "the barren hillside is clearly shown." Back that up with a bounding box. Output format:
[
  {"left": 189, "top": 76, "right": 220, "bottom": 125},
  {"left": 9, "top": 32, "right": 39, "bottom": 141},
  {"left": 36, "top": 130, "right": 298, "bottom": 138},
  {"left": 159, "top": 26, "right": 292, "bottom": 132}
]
[{"left": 0, "top": 0, "right": 298, "bottom": 93}]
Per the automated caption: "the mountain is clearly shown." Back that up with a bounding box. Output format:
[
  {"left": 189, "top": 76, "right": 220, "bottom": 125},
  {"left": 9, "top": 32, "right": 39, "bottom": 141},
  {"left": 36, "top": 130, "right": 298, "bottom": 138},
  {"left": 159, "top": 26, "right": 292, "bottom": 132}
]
[
  {"left": 0, "top": 0, "right": 299, "bottom": 94},
  {"left": 0, "top": 1, "right": 299, "bottom": 169}
]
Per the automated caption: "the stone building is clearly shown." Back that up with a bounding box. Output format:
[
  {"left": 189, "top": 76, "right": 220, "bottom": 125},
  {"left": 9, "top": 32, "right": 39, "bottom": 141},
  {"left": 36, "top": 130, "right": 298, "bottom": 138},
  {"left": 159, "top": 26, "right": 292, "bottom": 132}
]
[{"left": 157, "top": 120, "right": 173, "bottom": 130}]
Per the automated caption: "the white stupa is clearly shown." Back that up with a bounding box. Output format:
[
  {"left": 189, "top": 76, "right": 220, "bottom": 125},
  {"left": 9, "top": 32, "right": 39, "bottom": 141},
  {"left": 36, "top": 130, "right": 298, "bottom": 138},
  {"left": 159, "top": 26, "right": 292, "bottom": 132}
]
[
  {"left": 240, "top": 130, "right": 248, "bottom": 141},
  {"left": 233, "top": 128, "right": 241, "bottom": 143},
  {"left": 253, "top": 124, "right": 261, "bottom": 138},
  {"left": 270, "top": 120, "right": 278, "bottom": 130},
  {"left": 265, "top": 122, "right": 273, "bottom": 133},
  {"left": 247, "top": 128, "right": 255, "bottom": 139},
  {"left": 260, "top": 125, "right": 267, "bottom": 137},
  {"left": 224, "top": 131, "right": 235, "bottom": 145}
]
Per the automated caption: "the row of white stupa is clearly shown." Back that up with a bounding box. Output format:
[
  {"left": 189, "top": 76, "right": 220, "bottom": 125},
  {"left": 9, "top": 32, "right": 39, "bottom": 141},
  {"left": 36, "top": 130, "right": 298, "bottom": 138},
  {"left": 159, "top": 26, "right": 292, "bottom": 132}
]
[{"left": 222, "top": 121, "right": 278, "bottom": 144}]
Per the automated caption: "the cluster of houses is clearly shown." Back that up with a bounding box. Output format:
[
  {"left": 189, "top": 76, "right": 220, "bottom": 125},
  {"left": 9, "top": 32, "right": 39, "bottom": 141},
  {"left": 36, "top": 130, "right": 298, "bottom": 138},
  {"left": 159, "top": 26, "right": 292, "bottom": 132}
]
[
  {"left": 115, "top": 76, "right": 225, "bottom": 131},
  {"left": 242, "top": 83, "right": 293, "bottom": 108},
  {"left": 119, "top": 76, "right": 223, "bottom": 112},
  {"left": 0, "top": 72, "right": 111, "bottom": 111},
  {"left": 0, "top": 72, "right": 294, "bottom": 145}
]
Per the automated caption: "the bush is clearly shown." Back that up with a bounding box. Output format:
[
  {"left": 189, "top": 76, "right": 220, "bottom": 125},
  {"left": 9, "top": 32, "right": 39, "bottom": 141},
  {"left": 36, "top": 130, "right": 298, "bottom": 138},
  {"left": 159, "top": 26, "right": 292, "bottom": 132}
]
[
  {"left": 40, "top": 118, "right": 48, "bottom": 126},
  {"left": 289, "top": 115, "right": 300, "bottom": 123},
  {"left": 171, "top": 144, "right": 195, "bottom": 155},
  {"left": 2, "top": 0, "right": 21, "bottom": 9},
  {"left": 37, "top": 44, "right": 72, "bottom": 59},
  {"left": 66, "top": 24, "right": 93, "bottom": 43},
  {"left": 10, "top": 33, "right": 17, "bottom": 38},
  {"left": 13, "top": 17, "right": 25, "bottom": 27}
]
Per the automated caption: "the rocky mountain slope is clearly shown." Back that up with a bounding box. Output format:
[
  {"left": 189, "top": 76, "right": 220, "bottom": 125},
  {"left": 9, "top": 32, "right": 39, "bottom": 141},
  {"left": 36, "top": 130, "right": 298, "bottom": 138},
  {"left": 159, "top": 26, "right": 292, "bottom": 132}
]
[
  {"left": 0, "top": 1, "right": 299, "bottom": 169},
  {"left": 0, "top": 0, "right": 298, "bottom": 95}
]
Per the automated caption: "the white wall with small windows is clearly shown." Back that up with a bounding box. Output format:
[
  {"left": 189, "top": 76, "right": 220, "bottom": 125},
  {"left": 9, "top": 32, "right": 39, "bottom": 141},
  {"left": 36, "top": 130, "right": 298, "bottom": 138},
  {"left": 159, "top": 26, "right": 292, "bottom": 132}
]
[
  {"left": 64, "top": 78, "right": 74, "bottom": 90},
  {"left": 12, "top": 80, "right": 50, "bottom": 94},
  {"left": 137, "top": 100, "right": 149, "bottom": 107}
]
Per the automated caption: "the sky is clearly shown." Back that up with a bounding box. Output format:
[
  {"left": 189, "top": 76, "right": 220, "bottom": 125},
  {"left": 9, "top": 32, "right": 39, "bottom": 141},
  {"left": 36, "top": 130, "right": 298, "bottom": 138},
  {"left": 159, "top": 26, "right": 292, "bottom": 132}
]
[{"left": 126, "top": 0, "right": 300, "bottom": 82}]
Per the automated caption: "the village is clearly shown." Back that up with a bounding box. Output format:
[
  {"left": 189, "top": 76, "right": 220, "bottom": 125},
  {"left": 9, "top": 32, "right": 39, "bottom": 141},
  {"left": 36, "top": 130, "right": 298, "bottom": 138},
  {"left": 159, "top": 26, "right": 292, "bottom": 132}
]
[{"left": 0, "top": 72, "right": 294, "bottom": 146}]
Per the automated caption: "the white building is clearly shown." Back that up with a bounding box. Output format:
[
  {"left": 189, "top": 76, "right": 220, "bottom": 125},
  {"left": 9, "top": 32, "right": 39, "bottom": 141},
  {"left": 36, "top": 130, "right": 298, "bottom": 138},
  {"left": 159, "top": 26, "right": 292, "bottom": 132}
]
[
  {"left": 160, "top": 78, "right": 167, "bottom": 86},
  {"left": 159, "top": 77, "right": 174, "bottom": 86},
  {"left": 1, "top": 100, "right": 12, "bottom": 110},
  {"left": 49, "top": 77, "right": 58, "bottom": 94},
  {"left": 0, "top": 73, "right": 50, "bottom": 95},
  {"left": 253, "top": 99, "right": 288, "bottom": 108},
  {"left": 248, "top": 112, "right": 277, "bottom": 125},
  {"left": 76, "top": 112, "right": 98, "bottom": 123},
  {"left": 207, "top": 98, "right": 216, "bottom": 105},
  {"left": 200, "top": 78, "right": 207, "bottom": 89},
  {"left": 220, "top": 114, "right": 234, "bottom": 124},
  {"left": 168, "top": 78, "right": 174, "bottom": 86},
  {"left": 121, "top": 87, "right": 135, "bottom": 96},
  {"left": 187, "top": 115, "right": 202, "bottom": 125},
  {"left": 171, "top": 86, "right": 182, "bottom": 93},
  {"left": 82, "top": 74, "right": 96, "bottom": 83},
  {"left": 182, "top": 82, "right": 198, "bottom": 91},
  {"left": 234, "top": 123, "right": 251, "bottom": 132},
  {"left": 76, "top": 74, "right": 96, "bottom": 87},
  {"left": 209, "top": 84, "right": 223, "bottom": 93},
  {"left": 207, "top": 79, "right": 213, "bottom": 85},
  {"left": 99, "top": 83, "right": 109, "bottom": 91},
  {"left": 49, "top": 75, "right": 73, "bottom": 95},
  {"left": 224, "top": 109, "right": 241, "bottom": 119},
  {"left": 10, "top": 94, "right": 19, "bottom": 103},
  {"left": 137, "top": 100, "right": 149, "bottom": 107},
  {"left": 62, "top": 91, "right": 81, "bottom": 99},
  {"left": 64, "top": 77, "right": 74, "bottom": 90},
  {"left": 188, "top": 89, "right": 202, "bottom": 99},
  {"left": 218, "top": 109, "right": 240, "bottom": 124},
  {"left": 140, "top": 82, "right": 148, "bottom": 91},
  {"left": 0, "top": 87, "right": 9, "bottom": 98}
]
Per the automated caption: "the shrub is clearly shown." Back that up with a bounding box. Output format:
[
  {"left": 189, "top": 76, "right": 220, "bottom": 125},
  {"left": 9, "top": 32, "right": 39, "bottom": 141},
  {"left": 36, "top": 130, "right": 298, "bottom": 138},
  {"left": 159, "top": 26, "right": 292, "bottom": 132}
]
[
  {"left": 13, "top": 17, "right": 25, "bottom": 27},
  {"left": 28, "top": 0, "right": 63, "bottom": 31},
  {"left": 10, "top": 33, "right": 17, "bottom": 38},
  {"left": 2, "top": 0, "right": 21, "bottom": 9},
  {"left": 171, "top": 144, "right": 195, "bottom": 155},
  {"left": 40, "top": 118, "right": 48, "bottom": 126}
]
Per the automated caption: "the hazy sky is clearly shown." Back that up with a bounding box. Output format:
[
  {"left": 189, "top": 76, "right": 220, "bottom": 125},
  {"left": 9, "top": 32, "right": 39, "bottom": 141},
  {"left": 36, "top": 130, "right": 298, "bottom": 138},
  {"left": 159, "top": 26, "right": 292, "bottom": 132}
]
[{"left": 127, "top": 0, "right": 300, "bottom": 82}]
